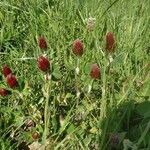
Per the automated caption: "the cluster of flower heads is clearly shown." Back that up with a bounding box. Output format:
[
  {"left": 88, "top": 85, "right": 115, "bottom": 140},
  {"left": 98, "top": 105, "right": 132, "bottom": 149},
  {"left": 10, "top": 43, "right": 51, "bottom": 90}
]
[
  {"left": 0, "top": 65, "right": 18, "bottom": 96},
  {"left": 72, "top": 32, "right": 115, "bottom": 79},
  {"left": 0, "top": 32, "right": 115, "bottom": 97}
]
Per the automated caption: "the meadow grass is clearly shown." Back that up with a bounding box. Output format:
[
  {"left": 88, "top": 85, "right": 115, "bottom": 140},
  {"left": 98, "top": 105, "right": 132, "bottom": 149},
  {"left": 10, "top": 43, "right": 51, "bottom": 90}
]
[{"left": 0, "top": 0, "right": 150, "bottom": 149}]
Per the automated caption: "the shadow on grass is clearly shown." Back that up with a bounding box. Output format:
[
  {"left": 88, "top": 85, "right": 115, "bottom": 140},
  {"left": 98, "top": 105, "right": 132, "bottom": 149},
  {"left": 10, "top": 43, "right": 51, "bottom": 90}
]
[{"left": 101, "top": 98, "right": 150, "bottom": 150}]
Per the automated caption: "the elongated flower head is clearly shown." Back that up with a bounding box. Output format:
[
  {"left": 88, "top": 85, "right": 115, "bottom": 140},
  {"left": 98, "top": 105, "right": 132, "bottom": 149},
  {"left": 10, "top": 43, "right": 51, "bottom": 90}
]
[
  {"left": 38, "top": 36, "right": 47, "bottom": 49},
  {"left": 2, "top": 65, "right": 12, "bottom": 77},
  {"left": 6, "top": 74, "right": 18, "bottom": 88},
  {"left": 37, "top": 56, "right": 50, "bottom": 72},
  {"left": 90, "top": 64, "right": 100, "bottom": 79},
  {"left": 106, "top": 32, "right": 115, "bottom": 53},
  {"left": 72, "top": 39, "right": 84, "bottom": 56},
  {"left": 0, "top": 88, "right": 9, "bottom": 96}
]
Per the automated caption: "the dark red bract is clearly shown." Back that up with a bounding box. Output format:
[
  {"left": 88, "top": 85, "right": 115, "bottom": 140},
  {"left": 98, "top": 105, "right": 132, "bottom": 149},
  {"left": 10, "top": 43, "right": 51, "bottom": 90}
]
[
  {"left": 2, "top": 65, "right": 12, "bottom": 77},
  {"left": 72, "top": 39, "right": 83, "bottom": 56},
  {"left": 6, "top": 74, "right": 18, "bottom": 88},
  {"left": 38, "top": 36, "right": 47, "bottom": 49},
  {"left": 90, "top": 64, "right": 100, "bottom": 79},
  {"left": 0, "top": 88, "right": 9, "bottom": 96},
  {"left": 37, "top": 56, "right": 50, "bottom": 72},
  {"left": 106, "top": 32, "right": 115, "bottom": 53},
  {"left": 32, "top": 131, "right": 39, "bottom": 141}
]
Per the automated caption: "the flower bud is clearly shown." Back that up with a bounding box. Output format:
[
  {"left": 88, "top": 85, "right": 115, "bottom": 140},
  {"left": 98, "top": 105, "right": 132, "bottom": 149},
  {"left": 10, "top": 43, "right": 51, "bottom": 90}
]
[
  {"left": 37, "top": 56, "right": 50, "bottom": 72},
  {"left": 0, "top": 88, "right": 9, "bottom": 96},
  {"left": 90, "top": 64, "right": 100, "bottom": 79},
  {"left": 6, "top": 74, "right": 18, "bottom": 88},
  {"left": 32, "top": 131, "right": 39, "bottom": 141},
  {"left": 106, "top": 32, "right": 115, "bottom": 53},
  {"left": 72, "top": 39, "right": 84, "bottom": 56},
  {"left": 38, "top": 36, "right": 47, "bottom": 49},
  {"left": 2, "top": 65, "right": 12, "bottom": 77}
]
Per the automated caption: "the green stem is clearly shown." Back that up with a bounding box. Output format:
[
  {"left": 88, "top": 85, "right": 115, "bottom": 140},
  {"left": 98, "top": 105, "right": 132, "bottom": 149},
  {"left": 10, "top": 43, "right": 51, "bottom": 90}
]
[
  {"left": 75, "top": 58, "right": 80, "bottom": 106},
  {"left": 137, "top": 121, "right": 150, "bottom": 148},
  {"left": 99, "top": 59, "right": 107, "bottom": 149},
  {"left": 42, "top": 75, "right": 51, "bottom": 145}
]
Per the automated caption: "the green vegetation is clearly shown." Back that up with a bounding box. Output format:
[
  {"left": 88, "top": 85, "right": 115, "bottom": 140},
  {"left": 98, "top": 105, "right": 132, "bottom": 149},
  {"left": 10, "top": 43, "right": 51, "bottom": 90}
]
[{"left": 0, "top": 0, "right": 150, "bottom": 149}]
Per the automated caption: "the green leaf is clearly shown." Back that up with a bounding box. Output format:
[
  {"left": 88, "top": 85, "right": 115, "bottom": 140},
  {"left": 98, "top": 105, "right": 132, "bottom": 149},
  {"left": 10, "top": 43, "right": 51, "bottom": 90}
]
[
  {"left": 0, "top": 11, "right": 4, "bottom": 21},
  {"left": 52, "top": 66, "right": 62, "bottom": 80},
  {"left": 83, "top": 137, "right": 91, "bottom": 146},
  {"left": 141, "top": 80, "right": 150, "bottom": 96},
  {"left": 89, "top": 127, "right": 97, "bottom": 134},
  {"left": 84, "top": 63, "right": 91, "bottom": 75},
  {"left": 67, "top": 124, "right": 75, "bottom": 134},
  {"left": 52, "top": 115, "right": 59, "bottom": 133},
  {"left": 112, "top": 53, "right": 126, "bottom": 66}
]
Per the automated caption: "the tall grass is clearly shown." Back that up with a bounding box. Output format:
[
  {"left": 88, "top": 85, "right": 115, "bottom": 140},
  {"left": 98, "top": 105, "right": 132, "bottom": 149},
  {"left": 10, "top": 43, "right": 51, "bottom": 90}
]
[{"left": 0, "top": 0, "right": 150, "bottom": 149}]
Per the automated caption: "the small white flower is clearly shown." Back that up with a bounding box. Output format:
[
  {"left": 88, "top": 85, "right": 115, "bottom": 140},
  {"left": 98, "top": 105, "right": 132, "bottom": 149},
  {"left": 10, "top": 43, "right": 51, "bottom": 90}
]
[
  {"left": 77, "top": 91, "right": 80, "bottom": 98},
  {"left": 59, "top": 114, "right": 65, "bottom": 127},
  {"left": 88, "top": 84, "right": 92, "bottom": 93},
  {"left": 107, "top": 55, "right": 114, "bottom": 66},
  {"left": 75, "top": 67, "right": 80, "bottom": 75},
  {"left": 109, "top": 55, "right": 114, "bottom": 63}
]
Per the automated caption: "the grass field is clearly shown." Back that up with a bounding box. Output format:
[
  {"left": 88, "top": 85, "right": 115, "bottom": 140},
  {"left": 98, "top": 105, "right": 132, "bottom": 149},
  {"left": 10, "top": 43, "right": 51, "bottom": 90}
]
[{"left": 0, "top": 0, "right": 150, "bottom": 149}]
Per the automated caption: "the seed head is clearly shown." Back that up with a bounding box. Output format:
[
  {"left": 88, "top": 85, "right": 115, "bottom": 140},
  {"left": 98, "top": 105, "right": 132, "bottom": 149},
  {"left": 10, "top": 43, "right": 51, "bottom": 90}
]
[
  {"left": 6, "top": 74, "right": 18, "bottom": 88},
  {"left": 106, "top": 32, "right": 115, "bottom": 53},
  {"left": 2, "top": 65, "right": 12, "bottom": 77},
  {"left": 90, "top": 64, "right": 100, "bottom": 79},
  {"left": 38, "top": 36, "right": 47, "bottom": 49},
  {"left": 72, "top": 39, "right": 84, "bottom": 56},
  {"left": 0, "top": 88, "right": 9, "bottom": 96},
  {"left": 37, "top": 56, "right": 50, "bottom": 72}
]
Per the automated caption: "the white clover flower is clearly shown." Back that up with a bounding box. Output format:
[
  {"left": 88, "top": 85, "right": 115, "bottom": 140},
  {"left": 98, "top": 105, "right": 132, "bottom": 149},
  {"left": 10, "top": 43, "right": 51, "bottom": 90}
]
[{"left": 86, "top": 17, "right": 96, "bottom": 31}]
